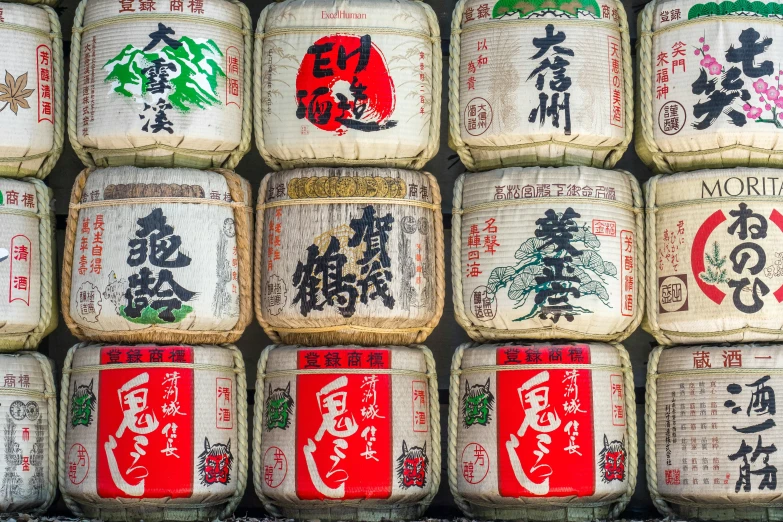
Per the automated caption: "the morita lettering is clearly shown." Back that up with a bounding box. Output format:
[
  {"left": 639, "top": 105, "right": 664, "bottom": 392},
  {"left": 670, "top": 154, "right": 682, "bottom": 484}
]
[{"left": 702, "top": 177, "right": 783, "bottom": 198}]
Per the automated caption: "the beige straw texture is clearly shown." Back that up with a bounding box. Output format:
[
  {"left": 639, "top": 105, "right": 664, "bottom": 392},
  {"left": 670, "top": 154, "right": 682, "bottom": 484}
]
[
  {"left": 61, "top": 167, "right": 253, "bottom": 345},
  {"left": 449, "top": 342, "right": 638, "bottom": 521},
  {"left": 67, "top": 0, "right": 252, "bottom": 169},
  {"left": 253, "top": 0, "right": 441, "bottom": 170},
  {"left": 0, "top": 178, "right": 58, "bottom": 352},
  {"left": 448, "top": 0, "right": 633, "bottom": 171},
  {"left": 253, "top": 344, "right": 441, "bottom": 521},
  {"left": 254, "top": 167, "right": 445, "bottom": 346},
  {"left": 57, "top": 343, "right": 248, "bottom": 521},
  {"left": 0, "top": 4, "right": 64, "bottom": 178}
]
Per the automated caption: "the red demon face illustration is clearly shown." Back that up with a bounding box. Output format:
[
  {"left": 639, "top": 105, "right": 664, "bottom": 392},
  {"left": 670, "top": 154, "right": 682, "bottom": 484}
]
[
  {"left": 598, "top": 435, "right": 626, "bottom": 483},
  {"left": 198, "top": 437, "right": 233, "bottom": 486},
  {"left": 397, "top": 441, "right": 427, "bottom": 489}
]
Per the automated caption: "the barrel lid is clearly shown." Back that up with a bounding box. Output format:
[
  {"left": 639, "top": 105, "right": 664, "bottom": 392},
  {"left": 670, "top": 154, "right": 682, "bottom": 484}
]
[
  {"left": 0, "top": 3, "right": 51, "bottom": 33},
  {"left": 83, "top": 0, "right": 242, "bottom": 29},
  {"left": 264, "top": 345, "right": 427, "bottom": 374},
  {"left": 0, "top": 178, "right": 39, "bottom": 212},
  {"left": 262, "top": 0, "right": 431, "bottom": 33},
  {"left": 70, "top": 343, "right": 236, "bottom": 369},
  {"left": 459, "top": 166, "right": 635, "bottom": 208},
  {"left": 83, "top": 166, "right": 251, "bottom": 207},
  {"left": 460, "top": 342, "right": 623, "bottom": 369},
  {"left": 0, "top": 353, "right": 48, "bottom": 394}
]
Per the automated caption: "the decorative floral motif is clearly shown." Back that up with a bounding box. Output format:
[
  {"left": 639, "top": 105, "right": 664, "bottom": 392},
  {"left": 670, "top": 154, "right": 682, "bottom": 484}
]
[{"left": 0, "top": 71, "right": 34, "bottom": 115}]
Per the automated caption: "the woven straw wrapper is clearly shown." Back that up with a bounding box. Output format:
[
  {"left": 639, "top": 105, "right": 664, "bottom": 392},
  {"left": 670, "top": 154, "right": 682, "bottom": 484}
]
[
  {"left": 644, "top": 168, "right": 783, "bottom": 344},
  {"left": 636, "top": 0, "right": 783, "bottom": 173},
  {"left": 253, "top": 344, "right": 440, "bottom": 521},
  {"left": 0, "top": 3, "right": 63, "bottom": 178},
  {"left": 68, "top": 0, "right": 252, "bottom": 170},
  {"left": 254, "top": 0, "right": 441, "bottom": 171},
  {"left": 452, "top": 166, "right": 644, "bottom": 342},
  {"left": 647, "top": 343, "right": 783, "bottom": 520},
  {"left": 0, "top": 352, "right": 58, "bottom": 514},
  {"left": 61, "top": 166, "right": 253, "bottom": 345},
  {"left": 448, "top": 342, "right": 637, "bottom": 521},
  {"left": 448, "top": 0, "right": 633, "bottom": 172},
  {"left": 0, "top": 178, "right": 58, "bottom": 352},
  {"left": 254, "top": 167, "right": 445, "bottom": 347},
  {"left": 58, "top": 343, "right": 248, "bottom": 522}
]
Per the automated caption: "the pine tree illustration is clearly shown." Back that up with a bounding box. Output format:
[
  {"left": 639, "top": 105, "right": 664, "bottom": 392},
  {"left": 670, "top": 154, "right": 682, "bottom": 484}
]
[{"left": 700, "top": 241, "right": 727, "bottom": 285}]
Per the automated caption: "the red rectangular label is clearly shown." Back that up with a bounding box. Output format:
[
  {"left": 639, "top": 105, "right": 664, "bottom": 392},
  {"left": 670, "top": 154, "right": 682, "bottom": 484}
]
[
  {"left": 297, "top": 348, "right": 390, "bottom": 370},
  {"left": 296, "top": 349, "right": 392, "bottom": 500},
  {"left": 36, "top": 44, "right": 53, "bottom": 124},
  {"left": 9, "top": 235, "right": 32, "bottom": 305},
  {"left": 97, "top": 346, "right": 194, "bottom": 499},
  {"left": 496, "top": 345, "right": 595, "bottom": 497},
  {"left": 412, "top": 380, "right": 428, "bottom": 432},
  {"left": 620, "top": 230, "right": 634, "bottom": 317}
]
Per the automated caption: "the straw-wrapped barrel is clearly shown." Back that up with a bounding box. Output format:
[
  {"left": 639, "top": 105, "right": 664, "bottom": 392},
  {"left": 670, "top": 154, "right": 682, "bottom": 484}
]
[
  {"left": 255, "top": 167, "right": 444, "bottom": 346},
  {"left": 637, "top": 0, "right": 783, "bottom": 172},
  {"left": 449, "top": 342, "right": 636, "bottom": 520},
  {"left": 449, "top": 0, "right": 632, "bottom": 171},
  {"left": 453, "top": 167, "right": 644, "bottom": 342},
  {"left": 68, "top": 0, "right": 252, "bottom": 169},
  {"left": 647, "top": 343, "right": 783, "bottom": 519},
  {"left": 58, "top": 343, "right": 247, "bottom": 521},
  {"left": 0, "top": 178, "right": 57, "bottom": 351},
  {"left": 0, "top": 352, "right": 57, "bottom": 514},
  {"left": 253, "top": 344, "right": 440, "bottom": 521},
  {"left": 254, "top": 0, "right": 441, "bottom": 170},
  {"left": 645, "top": 169, "right": 783, "bottom": 344},
  {"left": 0, "top": 2, "right": 62, "bottom": 178},
  {"left": 62, "top": 166, "right": 253, "bottom": 345}
]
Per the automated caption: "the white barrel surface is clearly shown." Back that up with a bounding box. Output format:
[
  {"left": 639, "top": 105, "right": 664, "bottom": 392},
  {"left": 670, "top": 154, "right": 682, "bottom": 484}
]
[
  {"left": 0, "top": 352, "right": 56, "bottom": 514},
  {"left": 71, "top": 0, "right": 250, "bottom": 169},
  {"left": 63, "top": 167, "right": 252, "bottom": 345},
  {"left": 450, "top": 0, "right": 632, "bottom": 171},
  {"left": 0, "top": 3, "right": 61, "bottom": 178},
  {"left": 256, "top": 167, "right": 444, "bottom": 347},
  {"left": 638, "top": 0, "right": 783, "bottom": 172},
  {"left": 254, "top": 344, "right": 439, "bottom": 520},
  {"left": 450, "top": 342, "right": 636, "bottom": 520},
  {"left": 649, "top": 344, "right": 783, "bottom": 518},
  {"left": 255, "top": 0, "right": 441, "bottom": 170},
  {"left": 0, "top": 178, "right": 56, "bottom": 351},
  {"left": 646, "top": 169, "right": 783, "bottom": 344},
  {"left": 453, "top": 167, "right": 643, "bottom": 342},
  {"left": 60, "top": 343, "right": 246, "bottom": 521}
]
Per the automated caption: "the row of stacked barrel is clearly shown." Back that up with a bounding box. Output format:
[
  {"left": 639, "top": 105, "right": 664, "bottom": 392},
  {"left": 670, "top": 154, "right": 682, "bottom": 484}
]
[{"left": 0, "top": 0, "right": 781, "bottom": 520}]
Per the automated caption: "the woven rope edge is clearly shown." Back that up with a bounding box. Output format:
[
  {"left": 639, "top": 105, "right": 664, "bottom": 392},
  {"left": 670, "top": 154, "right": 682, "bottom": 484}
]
[{"left": 57, "top": 343, "right": 87, "bottom": 517}]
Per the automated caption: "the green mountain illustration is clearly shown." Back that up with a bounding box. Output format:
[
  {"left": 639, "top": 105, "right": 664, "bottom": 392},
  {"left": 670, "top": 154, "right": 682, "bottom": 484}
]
[
  {"left": 688, "top": 0, "right": 783, "bottom": 18},
  {"left": 492, "top": 0, "right": 600, "bottom": 18},
  {"left": 104, "top": 35, "right": 225, "bottom": 112}
]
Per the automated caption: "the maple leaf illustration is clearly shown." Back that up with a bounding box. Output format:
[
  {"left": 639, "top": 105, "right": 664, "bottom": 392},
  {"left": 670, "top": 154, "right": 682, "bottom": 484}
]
[{"left": 0, "top": 71, "right": 34, "bottom": 115}]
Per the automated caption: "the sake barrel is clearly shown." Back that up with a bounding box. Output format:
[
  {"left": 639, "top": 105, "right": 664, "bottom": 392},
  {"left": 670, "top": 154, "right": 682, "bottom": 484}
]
[
  {"left": 0, "top": 352, "right": 57, "bottom": 513},
  {"left": 62, "top": 166, "right": 253, "bottom": 345},
  {"left": 648, "top": 344, "right": 783, "bottom": 518},
  {"left": 254, "top": 0, "right": 441, "bottom": 171},
  {"left": 644, "top": 169, "right": 783, "bottom": 344},
  {"left": 449, "top": 0, "right": 632, "bottom": 172},
  {"left": 449, "top": 342, "right": 636, "bottom": 520},
  {"left": 255, "top": 167, "right": 445, "bottom": 346},
  {"left": 69, "top": 0, "right": 251, "bottom": 169},
  {"left": 253, "top": 344, "right": 439, "bottom": 520},
  {"left": 637, "top": 0, "right": 783, "bottom": 173},
  {"left": 59, "top": 343, "right": 247, "bottom": 521},
  {"left": 453, "top": 167, "right": 643, "bottom": 342},
  {"left": 0, "top": 2, "right": 62, "bottom": 178},
  {"left": 0, "top": 178, "right": 57, "bottom": 351}
]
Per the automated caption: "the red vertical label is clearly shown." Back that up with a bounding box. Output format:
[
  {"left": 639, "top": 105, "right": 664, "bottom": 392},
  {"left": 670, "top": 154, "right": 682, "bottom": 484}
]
[
  {"left": 36, "top": 45, "right": 53, "bottom": 124},
  {"left": 496, "top": 345, "right": 595, "bottom": 497},
  {"left": 9, "top": 235, "right": 32, "bottom": 305},
  {"left": 225, "top": 46, "right": 241, "bottom": 108},
  {"left": 97, "top": 346, "right": 194, "bottom": 499},
  {"left": 295, "top": 349, "right": 392, "bottom": 500},
  {"left": 620, "top": 230, "right": 634, "bottom": 317}
]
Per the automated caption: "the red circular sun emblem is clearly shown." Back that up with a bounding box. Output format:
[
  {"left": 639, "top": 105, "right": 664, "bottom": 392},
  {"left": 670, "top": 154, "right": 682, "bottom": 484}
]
[{"left": 295, "top": 34, "right": 397, "bottom": 135}]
